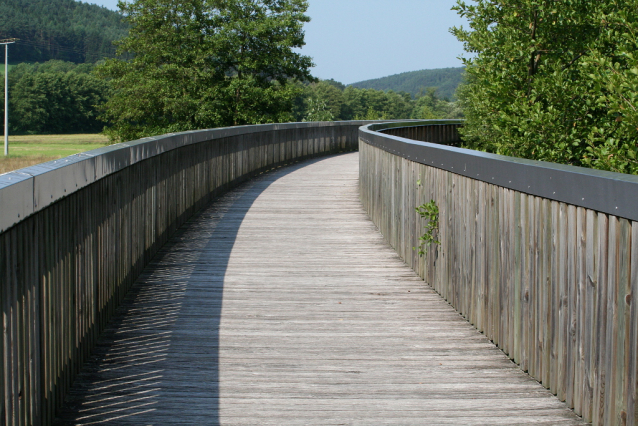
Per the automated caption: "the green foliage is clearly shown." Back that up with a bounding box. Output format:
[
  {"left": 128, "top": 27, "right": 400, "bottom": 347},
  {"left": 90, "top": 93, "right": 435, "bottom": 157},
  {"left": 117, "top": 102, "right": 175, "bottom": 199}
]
[
  {"left": 350, "top": 67, "right": 465, "bottom": 100},
  {"left": 303, "top": 97, "right": 334, "bottom": 122},
  {"left": 580, "top": 0, "right": 638, "bottom": 173},
  {"left": 1, "top": 61, "right": 108, "bottom": 134},
  {"left": 345, "top": 88, "right": 413, "bottom": 120},
  {"left": 293, "top": 79, "right": 463, "bottom": 122},
  {"left": 414, "top": 87, "right": 463, "bottom": 119},
  {"left": 98, "top": 0, "right": 314, "bottom": 141},
  {"left": 302, "top": 80, "right": 344, "bottom": 121},
  {"left": 0, "top": 0, "right": 128, "bottom": 63},
  {"left": 452, "top": 0, "right": 638, "bottom": 174},
  {"left": 414, "top": 199, "right": 440, "bottom": 256}
]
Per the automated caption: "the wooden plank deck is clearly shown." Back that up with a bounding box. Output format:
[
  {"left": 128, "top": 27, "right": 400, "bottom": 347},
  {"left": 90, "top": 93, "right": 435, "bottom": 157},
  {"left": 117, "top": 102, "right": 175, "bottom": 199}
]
[{"left": 53, "top": 153, "right": 586, "bottom": 425}]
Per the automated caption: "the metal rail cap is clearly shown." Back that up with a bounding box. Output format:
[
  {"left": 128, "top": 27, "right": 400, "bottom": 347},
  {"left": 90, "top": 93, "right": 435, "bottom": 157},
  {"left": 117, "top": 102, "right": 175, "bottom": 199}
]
[{"left": 360, "top": 120, "right": 638, "bottom": 221}]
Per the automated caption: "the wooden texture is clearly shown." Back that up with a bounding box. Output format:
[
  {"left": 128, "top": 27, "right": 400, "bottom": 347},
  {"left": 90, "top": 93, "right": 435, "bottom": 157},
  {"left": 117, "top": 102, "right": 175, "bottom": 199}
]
[
  {"left": 0, "top": 124, "right": 360, "bottom": 425},
  {"left": 359, "top": 135, "right": 638, "bottom": 426},
  {"left": 53, "top": 153, "right": 584, "bottom": 425}
]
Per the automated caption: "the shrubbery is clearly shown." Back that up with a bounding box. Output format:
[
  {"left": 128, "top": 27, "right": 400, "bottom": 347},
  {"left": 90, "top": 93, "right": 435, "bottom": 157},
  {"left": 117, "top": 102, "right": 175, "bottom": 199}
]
[
  {"left": 293, "top": 80, "right": 463, "bottom": 122},
  {"left": 452, "top": 0, "right": 638, "bottom": 174}
]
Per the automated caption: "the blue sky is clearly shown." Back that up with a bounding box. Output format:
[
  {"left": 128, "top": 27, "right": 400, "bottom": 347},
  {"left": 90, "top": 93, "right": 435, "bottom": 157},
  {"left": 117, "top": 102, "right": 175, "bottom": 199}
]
[{"left": 83, "top": 0, "right": 469, "bottom": 84}]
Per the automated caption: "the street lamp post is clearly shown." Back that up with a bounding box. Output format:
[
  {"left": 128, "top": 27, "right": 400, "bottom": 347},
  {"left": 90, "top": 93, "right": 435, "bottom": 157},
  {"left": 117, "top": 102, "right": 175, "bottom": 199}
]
[{"left": 1, "top": 39, "right": 18, "bottom": 157}]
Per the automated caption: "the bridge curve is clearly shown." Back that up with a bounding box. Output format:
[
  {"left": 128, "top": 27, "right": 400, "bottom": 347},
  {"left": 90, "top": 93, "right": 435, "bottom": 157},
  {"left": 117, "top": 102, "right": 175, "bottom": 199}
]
[
  {"left": 53, "top": 153, "right": 583, "bottom": 425},
  {"left": 0, "top": 121, "right": 375, "bottom": 425},
  {"left": 3, "top": 119, "right": 635, "bottom": 425}
]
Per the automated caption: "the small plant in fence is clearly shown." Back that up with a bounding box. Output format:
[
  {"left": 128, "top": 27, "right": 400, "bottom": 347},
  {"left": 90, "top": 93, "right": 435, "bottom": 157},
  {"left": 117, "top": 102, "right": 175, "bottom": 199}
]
[{"left": 413, "top": 199, "right": 440, "bottom": 256}]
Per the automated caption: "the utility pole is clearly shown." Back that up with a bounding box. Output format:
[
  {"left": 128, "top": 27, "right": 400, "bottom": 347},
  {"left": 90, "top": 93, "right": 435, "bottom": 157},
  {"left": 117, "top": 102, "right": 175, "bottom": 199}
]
[{"left": 1, "top": 38, "right": 18, "bottom": 156}]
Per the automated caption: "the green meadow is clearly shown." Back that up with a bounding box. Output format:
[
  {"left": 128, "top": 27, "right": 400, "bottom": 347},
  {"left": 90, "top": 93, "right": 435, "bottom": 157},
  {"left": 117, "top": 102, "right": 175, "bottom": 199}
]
[{"left": 0, "top": 133, "right": 111, "bottom": 174}]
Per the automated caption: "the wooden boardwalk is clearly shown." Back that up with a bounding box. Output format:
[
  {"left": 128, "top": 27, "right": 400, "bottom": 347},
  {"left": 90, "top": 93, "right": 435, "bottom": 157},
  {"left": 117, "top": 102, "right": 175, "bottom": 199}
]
[{"left": 54, "top": 153, "right": 586, "bottom": 425}]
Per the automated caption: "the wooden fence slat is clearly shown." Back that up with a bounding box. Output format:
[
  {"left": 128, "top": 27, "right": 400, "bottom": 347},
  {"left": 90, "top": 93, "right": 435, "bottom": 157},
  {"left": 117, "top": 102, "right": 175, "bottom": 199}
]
[
  {"left": 616, "top": 219, "right": 632, "bottom": 426},
  {"left": 593, "top": 213, "right": 609, "bottom": 425},
  {"left": 490, "top": 184, "right": 501, "bottom": 346},
  {"left": 512, "top": 191, "right": 522, "bottom": 363},
  {"left": 566, "top": 204, "right": 577, "bottom": 408},
  {"left": 582, "top": 209, "right": 598, "bottom": 422},
  {"left": 628, "top": 222, "right": 638, "bottom": 426},
  {"left": 603, "top": 216, "right": 620, "bottom": 426},
  {"left": 520, "top": 192, "right": 529, "bottom": 371},
  {"left": 549, "top": 201, "right": 561, "bottom": 394},
  {"left": 532, "top": 196, "right": 542, "bottom": 381},
  {"left": 574, "top": 206, "right": 587, "bottom": 416},
  {"left": 541, "top": 198, "right": 552, "bottom": 388}
]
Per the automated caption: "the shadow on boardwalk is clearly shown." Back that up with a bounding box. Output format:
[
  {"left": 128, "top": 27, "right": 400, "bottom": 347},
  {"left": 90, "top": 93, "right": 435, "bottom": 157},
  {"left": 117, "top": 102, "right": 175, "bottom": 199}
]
[
  {"left": 54, "top": 159, "right": 322, "bottom": 425},
  {"left": 54, "top": 153, "right": 585, "bottom": 426}
]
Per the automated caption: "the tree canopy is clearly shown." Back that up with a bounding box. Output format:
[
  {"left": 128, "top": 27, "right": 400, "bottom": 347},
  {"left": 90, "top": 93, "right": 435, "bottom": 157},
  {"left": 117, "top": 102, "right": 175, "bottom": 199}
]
[
  {"left": 0, "top": 0, "right": 128, "bottom": 63},
  {"left": 452, "top": 0, "right": 638, "bottom": 174},
  {"left": 1, "top": 61, "right": 108, "bottom": 134},
  {"left": 99, "top": 0, "right": 314, "bottom": 141},
  {"left": 292, "top": 80, "right": 462, "bottom": 122}
]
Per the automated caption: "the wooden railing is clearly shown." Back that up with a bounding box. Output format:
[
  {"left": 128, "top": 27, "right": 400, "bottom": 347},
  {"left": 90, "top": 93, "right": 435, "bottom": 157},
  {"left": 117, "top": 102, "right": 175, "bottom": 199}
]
[
  {"left": 359, "top": 120, "right": 638, "bottom": 426},
  {"left": 0, "top": 121, "right": 382, "bottom": 426},
  {"left": 4, "top": 118, "right": 634, "bottom": 425}
]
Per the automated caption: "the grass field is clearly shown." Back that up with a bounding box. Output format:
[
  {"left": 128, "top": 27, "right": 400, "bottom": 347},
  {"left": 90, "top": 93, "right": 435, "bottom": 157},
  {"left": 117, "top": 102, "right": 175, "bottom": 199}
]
[
  {"left": 0, "top": 64, "right": 18, "bottom": 75},
  {"left": 0, "top": 134, "right": 112, "bottom": 174}
]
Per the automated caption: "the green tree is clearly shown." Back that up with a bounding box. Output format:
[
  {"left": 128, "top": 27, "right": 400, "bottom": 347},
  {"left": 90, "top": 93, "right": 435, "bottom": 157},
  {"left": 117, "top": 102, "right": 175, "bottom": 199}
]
[
  {"left": 292, "top": 79, "right": 462, "bottom": 123},
  {"left": 451, "top": 0, "right": 638, "bottom": 174},
  {"left": 11, "top": 72, "right": 108, "bottom": 134},
  {"left": 303, "top": 96, "right": 334, "bottom": 122},
  {"left": 1, "top": 61, "right": 108, "bottom": 135},
  {"left": 342, "top": 87, "right": 412, "bottom": 120},
  {"left": 98, "top": 0, "right": 314, "bottom": 141},
  {"left": 413, "top": 87, "right": 463, "bottom": 119},
  {"left": 580, "top": 0, "right": 638, "bottom": 173},
  {"left": 306, "top": 80, "right": 344, "bottom": 119}
]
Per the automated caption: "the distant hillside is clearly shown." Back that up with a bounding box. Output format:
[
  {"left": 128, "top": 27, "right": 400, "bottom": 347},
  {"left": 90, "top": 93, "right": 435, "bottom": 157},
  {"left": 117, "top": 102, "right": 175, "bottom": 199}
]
[
  {"left": 0, "top": 0, "right": 128, "bottom": 63},
  {"left": 350, "top": 67, "right": 464, "bottom": 100}
]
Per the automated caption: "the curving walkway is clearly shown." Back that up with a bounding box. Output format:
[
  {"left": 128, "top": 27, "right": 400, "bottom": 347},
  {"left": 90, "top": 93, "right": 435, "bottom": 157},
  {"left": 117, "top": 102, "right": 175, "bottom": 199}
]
[{"left": 54, "top": 153, "right": 585, "bottom": 425}]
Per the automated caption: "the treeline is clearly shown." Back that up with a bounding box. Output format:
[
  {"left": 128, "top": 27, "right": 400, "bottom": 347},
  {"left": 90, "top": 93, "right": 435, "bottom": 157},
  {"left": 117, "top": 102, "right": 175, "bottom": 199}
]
[
  {"left": 0, "top": 59, "right": 461, "bottom": 136},
  {"left": 349, "top": 68, "right": 464, "bottom": 100},
  {"left": 0, "top": 0, "right": 463, "bottom": 138},
  {"left": 0, "top": 0, "right": 128, "bottom": 63},
  {"left": 0, "top": 61, "right": 108, "bottom": 134},
  {"left": 293, "top": 80, "right": 462, "bottom": 122}
]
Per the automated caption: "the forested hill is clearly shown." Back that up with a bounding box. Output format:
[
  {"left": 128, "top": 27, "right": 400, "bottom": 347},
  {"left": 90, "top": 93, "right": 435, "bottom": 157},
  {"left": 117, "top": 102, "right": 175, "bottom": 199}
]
[
  {"left": 350, "top": 67, "right": 464, "bottom": 100},
  {"left": 0, "top": 0, "right": 128, "bottom": 63}
]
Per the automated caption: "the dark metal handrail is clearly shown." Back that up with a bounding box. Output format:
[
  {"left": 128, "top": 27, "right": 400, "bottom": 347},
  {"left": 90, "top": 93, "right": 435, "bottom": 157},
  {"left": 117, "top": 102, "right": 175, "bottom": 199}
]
[{"left": 362, "top": 120, "right": 638, "bottom": 221}]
